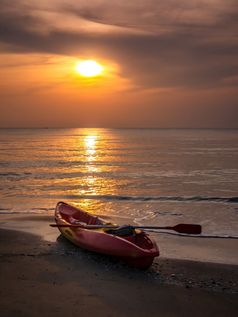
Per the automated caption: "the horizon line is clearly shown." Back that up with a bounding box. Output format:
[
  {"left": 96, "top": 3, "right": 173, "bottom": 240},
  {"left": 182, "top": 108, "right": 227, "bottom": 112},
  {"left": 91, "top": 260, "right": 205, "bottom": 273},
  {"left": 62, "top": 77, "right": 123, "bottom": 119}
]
[{"left": 0, "top": 127, "right": 238, "bottom": 130}]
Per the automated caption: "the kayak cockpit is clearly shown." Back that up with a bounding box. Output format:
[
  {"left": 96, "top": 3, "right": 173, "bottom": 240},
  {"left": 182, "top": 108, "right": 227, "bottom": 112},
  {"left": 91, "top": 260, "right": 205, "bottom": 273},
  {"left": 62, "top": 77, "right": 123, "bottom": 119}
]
[{"left": 56, "top": 201, "right": 155, "bottom": 250}]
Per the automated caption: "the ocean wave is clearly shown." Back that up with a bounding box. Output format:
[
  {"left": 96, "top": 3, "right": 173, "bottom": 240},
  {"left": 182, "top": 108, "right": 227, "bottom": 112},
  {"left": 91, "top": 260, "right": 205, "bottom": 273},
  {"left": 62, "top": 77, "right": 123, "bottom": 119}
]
[
  {"left": 0, "top": 207, "right": 55, "bottom": 215},
  {"left": 38, "top": 194, "right": 238, "bottom": 203},
  {"left": 0, "top": 211, "right": 19, "bottom": 214},
  {"left": 0, "top": 172, "right": 32, "bottom": 177}
]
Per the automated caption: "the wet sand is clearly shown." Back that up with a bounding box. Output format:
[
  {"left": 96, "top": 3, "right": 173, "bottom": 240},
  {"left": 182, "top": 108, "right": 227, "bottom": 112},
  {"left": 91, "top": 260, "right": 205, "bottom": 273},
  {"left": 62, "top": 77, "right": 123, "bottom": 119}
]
[{"left": 1, "top": 226, "right": 238, "bottom": 317}]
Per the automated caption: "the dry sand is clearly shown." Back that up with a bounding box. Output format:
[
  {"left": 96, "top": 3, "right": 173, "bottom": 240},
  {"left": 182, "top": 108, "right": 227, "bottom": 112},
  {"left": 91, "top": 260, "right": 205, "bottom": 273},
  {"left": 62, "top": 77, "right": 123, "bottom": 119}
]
[{"left": 1, "top": 225, "right": 238, "bottom": 317}]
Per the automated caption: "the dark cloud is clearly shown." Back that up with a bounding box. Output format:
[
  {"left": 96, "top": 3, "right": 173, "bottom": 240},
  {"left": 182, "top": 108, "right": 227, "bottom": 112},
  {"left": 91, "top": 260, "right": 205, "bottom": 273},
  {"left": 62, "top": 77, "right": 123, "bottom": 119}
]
[{"left": 0, "top": 0, "right": 238, "bottom": 90}]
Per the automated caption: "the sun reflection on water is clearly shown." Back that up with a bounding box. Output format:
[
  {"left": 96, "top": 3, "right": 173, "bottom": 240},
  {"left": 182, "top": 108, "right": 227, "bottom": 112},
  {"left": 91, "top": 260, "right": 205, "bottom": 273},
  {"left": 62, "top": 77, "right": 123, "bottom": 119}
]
[
  {"left": 84, "top": 135, "right": 97, "bottom": 159},
  {"left": 71, "top": 129, "right": 118, "bottom": 215}
]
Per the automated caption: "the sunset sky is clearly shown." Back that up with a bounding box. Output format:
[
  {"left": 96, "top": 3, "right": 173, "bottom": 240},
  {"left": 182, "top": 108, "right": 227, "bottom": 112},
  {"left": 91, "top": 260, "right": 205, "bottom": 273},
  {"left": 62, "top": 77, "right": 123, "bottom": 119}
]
[{"left": 0, "top": 0, "right": 238, "bottom": 128}]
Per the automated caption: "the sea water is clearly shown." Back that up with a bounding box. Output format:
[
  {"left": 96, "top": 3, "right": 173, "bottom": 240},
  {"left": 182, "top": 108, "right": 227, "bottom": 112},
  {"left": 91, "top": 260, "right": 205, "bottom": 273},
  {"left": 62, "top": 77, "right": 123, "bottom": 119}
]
[{"left": 0, "top": 128, "right": 238, "bottom": 237}]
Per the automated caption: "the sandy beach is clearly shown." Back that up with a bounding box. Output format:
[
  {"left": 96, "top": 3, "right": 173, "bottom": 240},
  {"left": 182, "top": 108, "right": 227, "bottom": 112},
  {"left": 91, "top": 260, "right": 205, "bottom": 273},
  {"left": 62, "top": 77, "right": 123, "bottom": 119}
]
[{"left": 1, "top": 215, "right": 238, "bottom": 317}]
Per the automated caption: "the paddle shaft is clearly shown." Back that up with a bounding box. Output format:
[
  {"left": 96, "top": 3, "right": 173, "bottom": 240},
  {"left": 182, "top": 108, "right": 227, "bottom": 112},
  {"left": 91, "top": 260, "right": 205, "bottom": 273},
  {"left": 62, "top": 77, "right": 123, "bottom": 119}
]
[{"left": 50, "top": 223, "right": 201, "bottom": 234}]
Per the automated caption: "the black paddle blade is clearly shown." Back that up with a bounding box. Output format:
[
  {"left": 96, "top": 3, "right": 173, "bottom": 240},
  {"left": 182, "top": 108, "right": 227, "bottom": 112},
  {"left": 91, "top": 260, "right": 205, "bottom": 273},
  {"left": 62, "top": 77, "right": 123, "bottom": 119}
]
[{"left": 173, "top": 223, "right": 202, "bottom": 234}]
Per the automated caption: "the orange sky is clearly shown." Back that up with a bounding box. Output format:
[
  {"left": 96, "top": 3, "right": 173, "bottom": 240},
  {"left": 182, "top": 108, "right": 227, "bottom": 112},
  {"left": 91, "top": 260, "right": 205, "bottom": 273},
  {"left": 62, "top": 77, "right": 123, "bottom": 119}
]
[{"left": 0, "top": 0, "right": 238, "bottom": 128}]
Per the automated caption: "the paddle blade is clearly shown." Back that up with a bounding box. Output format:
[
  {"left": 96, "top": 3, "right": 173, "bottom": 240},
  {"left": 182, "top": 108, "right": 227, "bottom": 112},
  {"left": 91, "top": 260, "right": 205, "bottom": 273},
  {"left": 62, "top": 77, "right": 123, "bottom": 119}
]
[{"left": 173, "top": 223, "right": 202, "bottom": 234}]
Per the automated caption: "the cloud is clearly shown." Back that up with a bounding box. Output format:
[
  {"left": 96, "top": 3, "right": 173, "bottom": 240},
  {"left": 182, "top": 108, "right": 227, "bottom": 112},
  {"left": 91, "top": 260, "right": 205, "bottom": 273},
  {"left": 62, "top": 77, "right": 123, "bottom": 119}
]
[{"left": 0, "top": 0, "right": 238, "bottom": 91}]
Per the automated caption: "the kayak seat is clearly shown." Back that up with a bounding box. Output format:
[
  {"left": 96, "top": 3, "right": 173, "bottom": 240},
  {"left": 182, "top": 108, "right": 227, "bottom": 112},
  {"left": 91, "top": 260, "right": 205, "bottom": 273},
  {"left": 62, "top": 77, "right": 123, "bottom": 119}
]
[{"left": 105, "top": 226, "right": 135, "bottom": 236}]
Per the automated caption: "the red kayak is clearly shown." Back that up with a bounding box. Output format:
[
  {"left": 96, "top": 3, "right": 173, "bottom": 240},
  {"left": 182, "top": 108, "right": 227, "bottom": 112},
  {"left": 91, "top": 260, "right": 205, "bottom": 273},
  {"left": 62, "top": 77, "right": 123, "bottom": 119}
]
[{"left": 54, "top": 201, "right": 159, "bottom": 268}]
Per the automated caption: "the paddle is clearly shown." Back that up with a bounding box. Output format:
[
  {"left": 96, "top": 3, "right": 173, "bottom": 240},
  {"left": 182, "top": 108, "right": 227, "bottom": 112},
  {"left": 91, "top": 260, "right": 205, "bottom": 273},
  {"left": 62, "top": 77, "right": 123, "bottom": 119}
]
[{"left": 50, "top": 223, "right": 202, "bottom": 235}]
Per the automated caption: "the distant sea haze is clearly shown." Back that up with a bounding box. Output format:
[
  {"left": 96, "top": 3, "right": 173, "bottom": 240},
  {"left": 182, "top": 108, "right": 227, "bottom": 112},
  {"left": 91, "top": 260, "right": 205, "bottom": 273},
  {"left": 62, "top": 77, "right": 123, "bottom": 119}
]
[{"left": 0, "top": 128, "right": 238, "bottom": 236}]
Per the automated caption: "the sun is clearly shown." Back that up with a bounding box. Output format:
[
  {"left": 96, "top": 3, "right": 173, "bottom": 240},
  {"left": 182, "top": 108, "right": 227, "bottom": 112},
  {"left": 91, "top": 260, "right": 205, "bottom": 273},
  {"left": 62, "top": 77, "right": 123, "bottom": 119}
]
[{"left": 75, "top": 60, "right": 103, "bottom": 77}]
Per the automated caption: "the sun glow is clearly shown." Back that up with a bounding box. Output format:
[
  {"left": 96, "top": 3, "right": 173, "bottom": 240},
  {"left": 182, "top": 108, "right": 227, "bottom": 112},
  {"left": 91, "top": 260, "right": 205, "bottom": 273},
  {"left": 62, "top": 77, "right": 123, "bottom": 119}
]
[{"left": 75, "top": 60, "right": 103, "bottom": 77}]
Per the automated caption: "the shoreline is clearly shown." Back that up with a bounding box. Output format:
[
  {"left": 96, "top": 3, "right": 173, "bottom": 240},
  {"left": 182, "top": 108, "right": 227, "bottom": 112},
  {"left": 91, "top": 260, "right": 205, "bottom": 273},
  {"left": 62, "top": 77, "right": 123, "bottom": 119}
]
[
  {"left": 1, "top": 213, "right": 238, "bottom": 265},
  {"left": 1, "top": 228, "right": 238, "bottom": 317}
]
